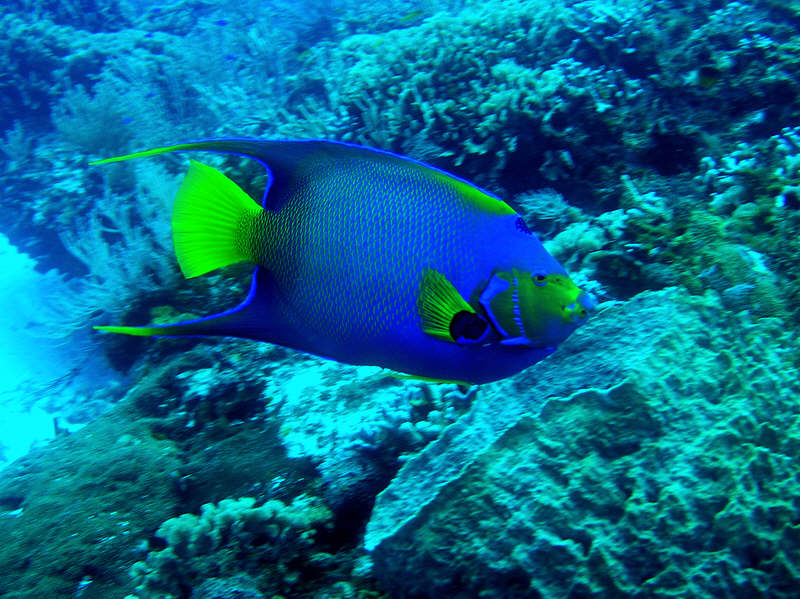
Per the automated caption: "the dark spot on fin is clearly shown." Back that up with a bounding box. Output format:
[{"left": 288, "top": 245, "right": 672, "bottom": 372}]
[{"left": 450, "top": 310, "right": 489, "bottom": 343}]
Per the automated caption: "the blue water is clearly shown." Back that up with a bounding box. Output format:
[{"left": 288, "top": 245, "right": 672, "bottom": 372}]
[{"left": 1, "top": 1, "right": 799, "bottom": 598}]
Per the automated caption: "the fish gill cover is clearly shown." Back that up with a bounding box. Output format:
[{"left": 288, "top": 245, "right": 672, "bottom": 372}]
[{"left": 0, "top": 1, "right": 799, "bottom": 598}]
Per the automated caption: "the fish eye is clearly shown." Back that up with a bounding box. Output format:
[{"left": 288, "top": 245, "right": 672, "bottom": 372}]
[{"left": 533, "top": 274, "right": 547, "bottom": 286}]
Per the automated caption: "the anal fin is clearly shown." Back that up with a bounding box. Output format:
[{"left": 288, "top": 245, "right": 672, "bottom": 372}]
[{"left": 94, "top": 268, "right": 284, "bottom": 342}]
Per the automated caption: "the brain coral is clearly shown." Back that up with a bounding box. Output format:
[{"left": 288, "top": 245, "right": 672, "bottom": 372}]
[{"left": 367, "top": 288, "right": 800, "bottom": 598}]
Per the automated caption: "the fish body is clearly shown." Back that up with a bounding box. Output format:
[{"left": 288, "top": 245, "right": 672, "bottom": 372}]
[{"left": 93, "top": 139, "right": 593, "bottom": 384}]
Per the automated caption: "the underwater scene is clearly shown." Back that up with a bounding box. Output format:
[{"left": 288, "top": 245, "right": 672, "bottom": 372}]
[{"left": 1, "top": 0, "right": 799, "bottom": 597}]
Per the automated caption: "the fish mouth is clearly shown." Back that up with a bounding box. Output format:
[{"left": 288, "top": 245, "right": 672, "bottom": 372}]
[
  {"left": 578, "top": 290, "right": 596, "bottom": 313},
  {"left": 564, "top": 291, "right": 595, "bottom": 323}
]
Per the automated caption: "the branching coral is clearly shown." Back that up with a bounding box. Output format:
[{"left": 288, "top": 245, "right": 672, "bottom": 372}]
[
  {"left": 273, "top": 0, "right": 655, "bottom": 198},
  {"left": 694, "top": 127, "right": 800, "bottom": 319},
  {"left": 130, "top": 496, "right": 333, "bottom": 599}
]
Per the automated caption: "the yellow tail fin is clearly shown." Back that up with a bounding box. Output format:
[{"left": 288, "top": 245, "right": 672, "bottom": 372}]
[{"left": 172, "top": 160, "right": 262, "bottom": 278}]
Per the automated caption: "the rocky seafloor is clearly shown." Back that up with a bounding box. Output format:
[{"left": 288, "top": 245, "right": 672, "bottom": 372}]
[{"left": 1, "top": 285, "right": 798, "bottom": 598}]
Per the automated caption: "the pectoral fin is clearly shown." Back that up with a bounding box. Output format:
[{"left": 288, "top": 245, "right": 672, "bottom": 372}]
[{"left": 418, "top": 269, "right": 489, "bottom": 344}]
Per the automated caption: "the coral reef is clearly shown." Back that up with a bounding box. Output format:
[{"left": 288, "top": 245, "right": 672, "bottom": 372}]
[
  {"left": 2, "top": 286, "right": 798, "bottom": 598},
  {"left": 0, "top": 409, "right": 184, "bottom": 599},
  {"left": 2, "top": 0, "right": 800, "bottom": 598},
  {"left": 130, "top": 495, "right": 333, "bottom": 599},
  {"left": 294, "top": 1, "right": 649, "bottom": 196},
  {"left": 270, "top": 359, "right": 476, "bottom": 515},
  {"left": 697, "top": 126, "right": 800, "bottom": 320},
  {"left": 2, "top": 0, "right": 799, "bottom": 338},
  {"left": 0, "top": 340, "right": 382, "bottom": 598}
]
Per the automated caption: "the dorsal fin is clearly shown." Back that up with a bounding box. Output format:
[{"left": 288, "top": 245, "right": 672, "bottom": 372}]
[
  {"left": 90, "top": 138, "right": 517, "bottom": 215},
  {"left": 90, "top": 139, "right": 326, "bottom": 210}
]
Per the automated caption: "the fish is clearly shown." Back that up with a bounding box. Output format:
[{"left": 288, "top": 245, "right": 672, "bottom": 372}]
[{"left": 91, "top": 139, "right": 594, "bottom": 384}]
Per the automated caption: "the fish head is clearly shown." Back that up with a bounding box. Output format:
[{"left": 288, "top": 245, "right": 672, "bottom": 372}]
[{"left": 479, "top": 268, "right": 594, "bottom": 348}]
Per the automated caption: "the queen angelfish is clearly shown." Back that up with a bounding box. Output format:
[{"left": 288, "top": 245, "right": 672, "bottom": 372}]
[{"left": 92, "top": 139, "right": 594, "bottom": 384}]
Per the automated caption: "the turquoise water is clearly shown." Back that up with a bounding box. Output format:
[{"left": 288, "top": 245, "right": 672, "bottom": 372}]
[{"left": 0, "top": 1, "right": 798, "bottom": 597}]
